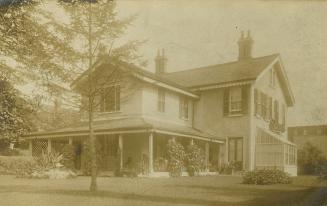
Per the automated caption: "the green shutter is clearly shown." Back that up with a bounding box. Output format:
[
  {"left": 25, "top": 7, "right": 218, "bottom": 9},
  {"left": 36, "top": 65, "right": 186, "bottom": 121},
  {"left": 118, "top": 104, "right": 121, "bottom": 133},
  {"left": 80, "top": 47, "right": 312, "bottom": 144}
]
[
  {"left": 242, "top": 86, "right": 248, "bottom": 114},
  {"left": 223, "top": 88, "right": 229, "bottom": 116}
]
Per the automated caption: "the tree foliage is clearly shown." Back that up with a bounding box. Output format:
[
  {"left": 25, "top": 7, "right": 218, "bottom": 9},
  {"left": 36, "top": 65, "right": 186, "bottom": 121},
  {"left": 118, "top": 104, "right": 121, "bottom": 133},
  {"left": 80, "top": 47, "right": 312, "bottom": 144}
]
[
  {"left": 298, "top": 142, "right": 327, "bottom": 175},
  {"left": 0, "top": 75, "right": 36, "bottom": 147}
]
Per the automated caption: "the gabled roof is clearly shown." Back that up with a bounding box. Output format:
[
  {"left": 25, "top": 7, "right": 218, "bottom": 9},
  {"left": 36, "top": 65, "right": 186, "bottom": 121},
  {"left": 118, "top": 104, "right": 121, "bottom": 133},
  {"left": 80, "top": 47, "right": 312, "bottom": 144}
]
[
  {"left": 163, "top": 54, "right": 279, "bottom": 88},
  {"left": 71, "top": 58, "right": 199, "bottom": 99}
]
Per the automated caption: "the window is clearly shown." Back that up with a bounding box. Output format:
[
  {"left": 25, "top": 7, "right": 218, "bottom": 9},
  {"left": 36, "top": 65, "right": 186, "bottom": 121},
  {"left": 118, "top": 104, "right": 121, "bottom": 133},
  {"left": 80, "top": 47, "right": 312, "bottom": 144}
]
[
  {"left": 274, "top": 100, "right": 279, "bottom": 122},
  {"left": 229, "top": 87, "right": 242, "bottom": 113},
  {"left": 157, "top": 88, "right": 165, "bottom": 112},
  {"left": 100, "top": 85, "right": 120, "bottom": 112},
  {"left": 270, "top": 68, "right": 276, "bottom": 87},
  {"left": 228, "top": 137, "right": 243, "bottom": 165},
  {"left": 224, "top": 86, "right": 247, "bottom": 116},
  {"left": 179, "top": 96, "right": 189, "bottom": 119}
]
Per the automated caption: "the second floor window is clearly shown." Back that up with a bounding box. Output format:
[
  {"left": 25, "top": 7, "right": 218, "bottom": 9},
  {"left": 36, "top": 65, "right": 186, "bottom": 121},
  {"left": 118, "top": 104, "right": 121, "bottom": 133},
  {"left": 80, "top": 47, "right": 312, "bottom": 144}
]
[
  {"left": 157, "top": 88, "right": 165, "bottom": 112},
  {"left": 223, "top": 86, "right": 247, "bottom": 116},
  {"left": 230, "top": 87, "right": 242, "bottom": 113},
  {"left": 179, "top": 96, "right": 188, "bottom": 119},
  {"left": 100, "top": 85, "right": 120, "bottom": 112}
]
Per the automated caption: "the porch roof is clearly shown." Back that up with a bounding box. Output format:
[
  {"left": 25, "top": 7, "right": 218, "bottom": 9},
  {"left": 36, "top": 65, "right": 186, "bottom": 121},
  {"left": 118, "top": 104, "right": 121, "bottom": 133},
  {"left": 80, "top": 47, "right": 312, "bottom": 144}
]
[
  {"left": 257, "top": 127, "right": 296, "bottom": 146},
  {"left": 23, "top": 117, "right": 224, "bottom": 143}
]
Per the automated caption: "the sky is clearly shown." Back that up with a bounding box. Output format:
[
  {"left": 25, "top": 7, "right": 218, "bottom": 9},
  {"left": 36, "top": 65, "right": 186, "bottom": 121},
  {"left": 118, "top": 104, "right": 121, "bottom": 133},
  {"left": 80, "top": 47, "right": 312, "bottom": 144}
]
[
  {"left": 12, "top": 0, "right": 327, "bottom": 126},
  {"left": 113, "top": 0, "right": 327, "bottom": 126}
]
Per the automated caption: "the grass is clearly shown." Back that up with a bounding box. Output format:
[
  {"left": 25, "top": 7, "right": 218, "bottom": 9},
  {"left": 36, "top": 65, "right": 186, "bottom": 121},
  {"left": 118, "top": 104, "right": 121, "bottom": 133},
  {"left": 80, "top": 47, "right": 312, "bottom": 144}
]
[{"left": 0, "top": 175, "right": 326, "bottom": 206}]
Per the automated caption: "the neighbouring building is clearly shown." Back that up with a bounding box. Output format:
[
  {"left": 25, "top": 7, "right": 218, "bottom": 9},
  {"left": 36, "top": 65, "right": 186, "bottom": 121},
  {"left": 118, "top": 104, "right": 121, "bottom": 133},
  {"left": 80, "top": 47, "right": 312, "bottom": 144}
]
[
  {"left": 288, "top": 125, "right": 327, "bottom": 157},
  {"left": 24, "top": 31, "right": 297, "bottom": 176}
]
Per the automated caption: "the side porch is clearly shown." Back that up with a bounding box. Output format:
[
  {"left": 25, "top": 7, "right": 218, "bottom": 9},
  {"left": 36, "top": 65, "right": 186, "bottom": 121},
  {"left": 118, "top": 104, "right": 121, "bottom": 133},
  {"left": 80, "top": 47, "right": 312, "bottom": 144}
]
[{"left": 255, "top": 128, "right": 297, "bottom": 176}]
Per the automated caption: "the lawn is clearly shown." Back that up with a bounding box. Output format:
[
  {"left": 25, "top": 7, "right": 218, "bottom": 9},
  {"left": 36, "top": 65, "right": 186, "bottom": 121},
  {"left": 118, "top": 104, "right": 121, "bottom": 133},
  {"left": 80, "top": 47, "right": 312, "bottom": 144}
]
[{"left": 0, "top": 175, "right": 326, "bottom": 206}]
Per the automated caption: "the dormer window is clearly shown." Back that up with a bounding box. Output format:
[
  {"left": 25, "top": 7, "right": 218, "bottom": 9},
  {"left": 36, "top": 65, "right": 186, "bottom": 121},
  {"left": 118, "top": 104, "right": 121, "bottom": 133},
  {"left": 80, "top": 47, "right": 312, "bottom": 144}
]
[{"left": 100, "top": 85, "right": 120, "bottom": 112}]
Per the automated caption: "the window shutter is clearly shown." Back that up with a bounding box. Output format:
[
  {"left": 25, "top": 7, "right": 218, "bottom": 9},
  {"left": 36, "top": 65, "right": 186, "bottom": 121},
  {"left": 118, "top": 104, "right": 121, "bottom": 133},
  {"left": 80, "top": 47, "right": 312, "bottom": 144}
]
[
  {"left": 242, "top": 86, "right": 248, "bottom": 114},
  {"left": 262, "top": 93, "right": 267, "bottom": 119},
  {"left": 268, "top": 97, "right": 272, "bottom": 120},
  {"left": 282, "top": 104, "right": 286, "bottom": 125},
  {"left": 254, "top": 89, "right": 258, "bottom": 115},
  {"left": 257, "top": 90, "right": 262, "bottom": 116},
  {"left": 274, "top": 100, "right": 279, "bottom": 122},
  {"left": 223, "top": 88, "right": 230, "bottom": 116}
]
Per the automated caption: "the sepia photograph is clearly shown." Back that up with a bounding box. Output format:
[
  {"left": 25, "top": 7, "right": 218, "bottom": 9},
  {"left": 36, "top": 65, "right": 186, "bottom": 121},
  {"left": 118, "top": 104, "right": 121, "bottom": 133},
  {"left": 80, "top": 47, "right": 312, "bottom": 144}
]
[{"left": 0, "top": 0, "right": 327, "bottom": 205}]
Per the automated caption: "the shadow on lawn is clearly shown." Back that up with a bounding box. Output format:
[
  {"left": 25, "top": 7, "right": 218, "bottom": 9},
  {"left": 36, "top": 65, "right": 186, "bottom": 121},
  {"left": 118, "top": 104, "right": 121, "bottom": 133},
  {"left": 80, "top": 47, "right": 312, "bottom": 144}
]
[{"left": 0, "top": 184, "right": 326, "bottom": 206}]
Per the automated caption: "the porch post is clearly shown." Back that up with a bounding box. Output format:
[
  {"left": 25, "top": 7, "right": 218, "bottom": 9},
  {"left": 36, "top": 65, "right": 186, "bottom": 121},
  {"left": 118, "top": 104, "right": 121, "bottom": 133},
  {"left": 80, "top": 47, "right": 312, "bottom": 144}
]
[
  {"left": 148, "top": 132, "right": 154, "bottom": 174},
  {"left": 28, "top": 140, "right": 33, "bottom": 156},
  {"left": 205, "top": 142, "right": 209, "bottom": 172},
  {"left": 118, "top": 134, "right": 123, "bottom": 169},
  {"left": 47, "top": 139, "right": 52, "bottom": 154},
  {"left": 68, "top": 137, "right": 73, "bottom": 145},
  {"left": 190, "top": 138, "right": 194, "bottom": 145}
]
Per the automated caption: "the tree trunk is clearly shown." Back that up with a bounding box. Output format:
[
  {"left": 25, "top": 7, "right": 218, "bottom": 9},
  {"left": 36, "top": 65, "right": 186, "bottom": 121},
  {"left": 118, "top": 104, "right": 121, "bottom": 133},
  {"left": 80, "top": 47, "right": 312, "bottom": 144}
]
[
  {"left": 88, "top": 2, "right": 97, "bottom": 192},
  {"left": 89, "top": 99, "right": 97, "bottom": 191}
]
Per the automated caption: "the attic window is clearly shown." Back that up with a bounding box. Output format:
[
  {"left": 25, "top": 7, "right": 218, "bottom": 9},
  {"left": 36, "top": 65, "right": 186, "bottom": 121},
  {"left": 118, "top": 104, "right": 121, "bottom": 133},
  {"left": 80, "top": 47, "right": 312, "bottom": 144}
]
[{"left": 270, "top": 68, "right": 276, "bottom": 87}]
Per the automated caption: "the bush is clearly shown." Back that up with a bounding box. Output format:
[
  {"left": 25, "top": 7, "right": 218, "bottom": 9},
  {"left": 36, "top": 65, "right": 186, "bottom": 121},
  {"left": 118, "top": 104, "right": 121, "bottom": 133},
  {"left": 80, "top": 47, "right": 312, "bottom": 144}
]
[
  {"left": 29, "top": 168, "right": 77, "bottom": 179},
  {"left": 0, "top": 156, "right": 37, "bottom": 176},
  {"left": 185, "top": 143, "right": 205, "bottom": 176},
  {"left": 243, "top": 169, "right": 292, "bottom": 185},
  {"left": 298, "top": 142, "right": 327, "bottom": 175},
  {"left": 167, "top": 139, "right": 185, "bottom": 177},
  {"left": 62, "top": 144, "right": 76, "bottom": 170},
  {"left": 36, "top": 150, "right": 63, "bottom": 169},
  {"left": 0, "top": 148, "right": 20, "bottom": 156}
]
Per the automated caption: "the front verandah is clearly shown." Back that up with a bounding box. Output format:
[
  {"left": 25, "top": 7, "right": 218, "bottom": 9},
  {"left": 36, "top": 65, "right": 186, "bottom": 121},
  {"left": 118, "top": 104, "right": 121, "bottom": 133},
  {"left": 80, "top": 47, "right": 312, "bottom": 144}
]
[{"left": 27, "top": 131, "right": 223, "bottom": 176}]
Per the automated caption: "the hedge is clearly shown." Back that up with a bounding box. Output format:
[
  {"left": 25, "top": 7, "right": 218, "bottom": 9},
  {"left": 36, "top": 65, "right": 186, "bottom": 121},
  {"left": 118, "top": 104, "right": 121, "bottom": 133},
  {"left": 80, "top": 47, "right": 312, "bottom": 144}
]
[{"left": 0, "top": 156, "right": 37, "bottom": 176}]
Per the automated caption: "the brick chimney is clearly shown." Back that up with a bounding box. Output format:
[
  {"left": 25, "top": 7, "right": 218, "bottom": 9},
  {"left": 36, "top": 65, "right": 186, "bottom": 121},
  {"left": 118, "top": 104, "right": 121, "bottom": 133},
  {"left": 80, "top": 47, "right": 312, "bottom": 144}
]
[
  {"left": 238, "top": 30, "right": 253, "bottom": 61},
  {"left": 155, "top": 49, "right": 167, "bottom": 74}
]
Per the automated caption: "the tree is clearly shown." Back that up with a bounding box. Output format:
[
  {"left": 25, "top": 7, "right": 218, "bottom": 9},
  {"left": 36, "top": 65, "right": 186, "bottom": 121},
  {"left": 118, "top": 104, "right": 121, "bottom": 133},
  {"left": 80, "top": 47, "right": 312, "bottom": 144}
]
[
  {"left": 0, "top": 74, "right": 36, "bottom": 150},
  {"left": 53, "top": 0, "right": 144, "bottom": 191},
  {"left": 1, "top": 0, "right": 144, "bottom": 191},
  {"left": 298, "top": 142, "right": 327, "bottom": 175}
]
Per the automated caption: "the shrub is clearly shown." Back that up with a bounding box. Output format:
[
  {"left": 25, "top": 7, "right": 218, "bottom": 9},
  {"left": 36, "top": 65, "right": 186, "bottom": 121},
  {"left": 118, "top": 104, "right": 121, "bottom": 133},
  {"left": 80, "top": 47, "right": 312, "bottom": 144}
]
[
  {"left": 242, "top": 169, "right": 292, "bottom": 185},
  {"left": 298, "top": 142, "right": 327, "bottom": 175},
  {"left": 0, "top": 148, "right": 20, "bottom": 156},
  {"left": 0, "top": 156, "right": 37, "bottom": 176},
  {"left": 30, "top": 168, "right": 77, "bottom": 179},
  {"left": 36, "top": 150, "right": 63, "bottom": 169},
  {"left": 185, "top": 143, "right": 205, "bottom": 176},
  {"left": 62, "top": 144, "right": 76, "bottom": 170},
  {"left": 167, "top": 139, "right": 185, "bottom": 177}
]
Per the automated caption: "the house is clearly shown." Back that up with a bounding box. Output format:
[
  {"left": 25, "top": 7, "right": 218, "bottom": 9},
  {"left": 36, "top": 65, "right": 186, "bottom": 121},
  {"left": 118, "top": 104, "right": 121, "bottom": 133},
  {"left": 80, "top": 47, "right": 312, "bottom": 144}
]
[
  {"left": 24, "top": 31, "right": 297, "bottom": 176},
  {"left": 289, "top": 125, "right": 327, "bottom": 157}
]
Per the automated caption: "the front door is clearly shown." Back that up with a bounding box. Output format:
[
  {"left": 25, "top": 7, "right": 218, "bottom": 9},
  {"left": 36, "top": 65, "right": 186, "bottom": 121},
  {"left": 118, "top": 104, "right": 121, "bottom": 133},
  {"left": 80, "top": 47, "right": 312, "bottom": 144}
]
[{"left": 228, "top": 137, "right": 243, "bottom": 170}]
